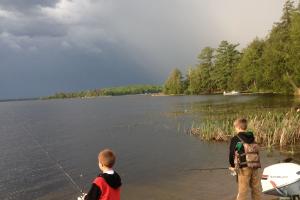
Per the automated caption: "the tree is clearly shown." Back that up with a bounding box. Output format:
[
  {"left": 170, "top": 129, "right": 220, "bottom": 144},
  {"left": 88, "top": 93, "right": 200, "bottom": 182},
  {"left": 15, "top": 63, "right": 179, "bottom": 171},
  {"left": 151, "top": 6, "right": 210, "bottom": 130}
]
[
  {"left": 187, "top": 67, "right": 202, "bottom": 94},
  {"left": 198, "top": 47, "right": 214, "bottom": 67},
  {"left": 212, "top": 41, "right": 240, "bottom": 91},
  {"left": 236, "top": 38, "right": 265, "bottom": 91},
  {"left": 163, "top": 68, "right": 184, "bottom": 94},
  {"left": 262, "top": 0, "right": 296, "bottom": 93},
  {"left": 281, "top": 0, "right": 295, "bottom": 26},
  {"left": 182, "top": 68, "right": 192, "bottom": 94},
  {"left": 288, "top": 5, "right": 300, "bottom": 94},
  {"left": 197, "top": 47, "right": 215, "bottom": 93}
]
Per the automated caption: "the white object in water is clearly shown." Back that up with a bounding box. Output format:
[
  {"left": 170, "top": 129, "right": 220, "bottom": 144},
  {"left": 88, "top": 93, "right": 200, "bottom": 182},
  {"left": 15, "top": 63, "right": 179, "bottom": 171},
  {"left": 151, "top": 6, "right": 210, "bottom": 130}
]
[
  {"left": 261, "top": 163, "right": 300, "bottom": 197},
  {"left": 223, "top": 90, "right": 240, "bottom": 96}
]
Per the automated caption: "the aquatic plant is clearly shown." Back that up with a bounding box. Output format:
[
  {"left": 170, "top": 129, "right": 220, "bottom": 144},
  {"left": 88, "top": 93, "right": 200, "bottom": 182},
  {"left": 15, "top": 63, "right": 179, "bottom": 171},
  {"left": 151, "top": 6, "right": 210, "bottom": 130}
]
[{"left": 191, "top": 109, "right": 300, "bottom": 147}]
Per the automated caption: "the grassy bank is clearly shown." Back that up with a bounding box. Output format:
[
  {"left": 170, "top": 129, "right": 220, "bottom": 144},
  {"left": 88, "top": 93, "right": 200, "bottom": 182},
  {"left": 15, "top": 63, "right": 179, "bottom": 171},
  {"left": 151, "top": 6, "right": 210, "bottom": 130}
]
[{"left": 190, "top": 109, "right": 300, "bottom": 148}]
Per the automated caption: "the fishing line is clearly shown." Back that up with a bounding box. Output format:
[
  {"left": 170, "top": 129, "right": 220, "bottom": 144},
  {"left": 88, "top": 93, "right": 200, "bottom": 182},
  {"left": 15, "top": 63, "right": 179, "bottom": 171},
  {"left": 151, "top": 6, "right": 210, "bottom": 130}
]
[{"left": 20, "top": 120, "right": 83, "bottom": 193}]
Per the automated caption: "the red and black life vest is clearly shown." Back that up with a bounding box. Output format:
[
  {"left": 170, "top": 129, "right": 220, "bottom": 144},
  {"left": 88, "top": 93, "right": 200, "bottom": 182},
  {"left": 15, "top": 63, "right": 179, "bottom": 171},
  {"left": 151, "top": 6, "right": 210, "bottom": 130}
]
[{"left": 93, "top": 176, "right": 121, "bottom": 200}]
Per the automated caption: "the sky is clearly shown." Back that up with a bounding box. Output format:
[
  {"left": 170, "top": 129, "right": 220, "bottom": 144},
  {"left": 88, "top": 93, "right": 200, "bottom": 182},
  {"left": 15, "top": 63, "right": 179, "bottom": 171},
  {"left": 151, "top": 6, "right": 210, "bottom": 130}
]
[{"left": 0, "top": 0, "right": 288, "bottom": 99}]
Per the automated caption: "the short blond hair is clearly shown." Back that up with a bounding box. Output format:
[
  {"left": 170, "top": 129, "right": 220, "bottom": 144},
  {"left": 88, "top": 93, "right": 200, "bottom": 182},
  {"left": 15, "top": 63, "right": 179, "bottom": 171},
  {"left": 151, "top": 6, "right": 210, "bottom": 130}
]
[
  {"left": 98, "top": 149, "right": 116, "bottom": 168},
  {"left": 234, "top": 118, "right": 247, "bottom": 130}
]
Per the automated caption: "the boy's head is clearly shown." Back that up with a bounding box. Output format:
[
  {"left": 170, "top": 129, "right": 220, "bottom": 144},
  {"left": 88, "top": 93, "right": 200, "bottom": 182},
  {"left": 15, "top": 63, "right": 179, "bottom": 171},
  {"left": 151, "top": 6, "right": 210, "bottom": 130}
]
[
  {"left": 234, "top": 118, "right": 247, "bottom": 132},
  {"left": 98, "top": 149, "right": 116, "bottom": 170}
]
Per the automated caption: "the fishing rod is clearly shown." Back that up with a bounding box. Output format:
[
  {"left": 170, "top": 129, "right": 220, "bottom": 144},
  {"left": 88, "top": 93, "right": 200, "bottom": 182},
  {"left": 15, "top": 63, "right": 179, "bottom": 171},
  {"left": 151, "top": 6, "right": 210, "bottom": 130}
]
[
  {"left": 18, "top": 118, "right": 84, "bottom": 194},
  {"left": 186, "top": 167, "right": 229, "bottom": 171},
  {"left": 187, "top": 158, "right": 299, "bottom": 172}
]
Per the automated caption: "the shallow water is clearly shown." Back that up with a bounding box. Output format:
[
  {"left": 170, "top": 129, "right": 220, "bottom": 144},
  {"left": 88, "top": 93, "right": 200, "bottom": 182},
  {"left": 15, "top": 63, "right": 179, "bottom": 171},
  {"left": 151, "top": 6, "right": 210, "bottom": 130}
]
[{"left": 0, "top": 95, "right": 298, "bottom": 200}]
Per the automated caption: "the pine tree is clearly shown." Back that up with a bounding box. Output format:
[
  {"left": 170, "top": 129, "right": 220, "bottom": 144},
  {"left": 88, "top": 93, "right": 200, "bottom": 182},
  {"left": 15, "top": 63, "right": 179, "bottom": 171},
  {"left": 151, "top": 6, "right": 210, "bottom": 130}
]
[
  {"left": 237, "top": 38, "right": 265, "bottom": 91},
  {"left": 288, "top": 4, "right": 300, "bottom": 94},
  {"left": 187, "top": 67, "right": 202, "bottom": 94},
  {"left": 280, "top": 0, "right": 295, "bottom": 27},
  {"left": 212, "top": 41, "right": 240, "bottom": 91},
  {"left": 262, "top": 0, "right": 296, "bottom": 93},
  {"left": 197, "top": 47, "right": 215, "bottom": 93},
  {"left": 163, "top": 68, "right": 184, "bottom": 94}
]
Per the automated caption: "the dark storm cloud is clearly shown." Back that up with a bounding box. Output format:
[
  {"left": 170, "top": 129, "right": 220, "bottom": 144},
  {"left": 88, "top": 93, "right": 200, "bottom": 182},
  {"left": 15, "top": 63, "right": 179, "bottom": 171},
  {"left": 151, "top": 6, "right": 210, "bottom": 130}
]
[
  {"left": 0, "top": 18, "right": 67, "bottom": 38},
  {"left": 0, "top": 43, "right": 154, "bottom": 99},
  {"left": 0, "top": 0, "right": 286, "bottom": 99},
  {"left": 0, "top": 0, "right": 58, "bottom": 10}
]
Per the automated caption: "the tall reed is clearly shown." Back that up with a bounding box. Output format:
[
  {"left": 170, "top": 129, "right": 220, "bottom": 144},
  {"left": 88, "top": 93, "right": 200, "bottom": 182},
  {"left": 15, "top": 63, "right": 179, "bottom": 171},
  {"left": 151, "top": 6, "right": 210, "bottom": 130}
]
[{"left": 191, "top": 109, "right": 300, "bottom": 147}]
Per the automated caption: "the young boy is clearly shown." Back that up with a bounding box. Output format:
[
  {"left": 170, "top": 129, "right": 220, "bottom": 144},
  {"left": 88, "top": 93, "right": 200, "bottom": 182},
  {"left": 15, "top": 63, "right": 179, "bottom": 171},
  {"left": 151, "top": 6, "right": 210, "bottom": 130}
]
[
  {"left": 84, "top": 149, "right": 122, "bottom": 200},
  {"left": 229, "top": 118, "right": 261, "bottom": 200}
]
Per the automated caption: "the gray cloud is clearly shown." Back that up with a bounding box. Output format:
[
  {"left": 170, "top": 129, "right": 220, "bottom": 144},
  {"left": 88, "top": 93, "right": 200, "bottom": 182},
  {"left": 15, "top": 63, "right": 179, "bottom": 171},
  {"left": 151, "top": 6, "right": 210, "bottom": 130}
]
[
  {"left": 0, "top": 0, "right": 58, "bottom": 10},
  {"left": 0, "top": 0, "right": 286, "bottom": 99}
]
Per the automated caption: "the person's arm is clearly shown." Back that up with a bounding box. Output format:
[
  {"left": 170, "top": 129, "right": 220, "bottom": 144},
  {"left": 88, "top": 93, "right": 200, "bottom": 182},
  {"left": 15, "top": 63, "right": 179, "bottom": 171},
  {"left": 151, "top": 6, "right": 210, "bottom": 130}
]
[
  {"left": 229, "top": 136, "right": 237, "bottom": 167},
  {"left": 84, "top": 183, "right": 102, "bottom": 200}
]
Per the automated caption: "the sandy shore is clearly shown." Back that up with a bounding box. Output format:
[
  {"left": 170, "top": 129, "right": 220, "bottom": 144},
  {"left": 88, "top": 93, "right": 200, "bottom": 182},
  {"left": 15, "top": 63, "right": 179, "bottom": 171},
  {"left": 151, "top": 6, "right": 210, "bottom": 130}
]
[
  {"left": 122, "top": 151, "right": 285, "bottom": 200},
  {"left": 123, "top": 169, "right": 277, "bottom": 200}
]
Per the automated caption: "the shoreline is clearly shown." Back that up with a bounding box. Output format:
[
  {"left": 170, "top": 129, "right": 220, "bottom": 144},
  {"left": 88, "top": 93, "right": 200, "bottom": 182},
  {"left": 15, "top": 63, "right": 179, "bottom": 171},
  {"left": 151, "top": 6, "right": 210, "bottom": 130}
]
[
  {"left": 41, "top": 91, "right": 295, "bottom": 100},
  {"left": 0, "top": 92, "right": 293, "bottom": 102}
]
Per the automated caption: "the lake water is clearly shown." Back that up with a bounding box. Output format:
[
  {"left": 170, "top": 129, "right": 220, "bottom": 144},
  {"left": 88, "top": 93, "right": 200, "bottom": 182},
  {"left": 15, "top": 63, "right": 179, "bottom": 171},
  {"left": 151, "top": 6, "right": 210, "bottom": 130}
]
[{"left": 0, "top": 95, "right": 299, "bottom": 200}]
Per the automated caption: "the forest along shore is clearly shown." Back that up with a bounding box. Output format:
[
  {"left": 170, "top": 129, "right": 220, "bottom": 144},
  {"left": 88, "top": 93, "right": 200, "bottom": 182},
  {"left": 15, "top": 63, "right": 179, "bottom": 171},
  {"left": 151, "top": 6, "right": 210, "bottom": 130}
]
[
  {"left": 163, "top": 1, "right": 300, "bottom": 96},
  {"left": 43, "top": 85, "right": 162, "bottom": 99}
]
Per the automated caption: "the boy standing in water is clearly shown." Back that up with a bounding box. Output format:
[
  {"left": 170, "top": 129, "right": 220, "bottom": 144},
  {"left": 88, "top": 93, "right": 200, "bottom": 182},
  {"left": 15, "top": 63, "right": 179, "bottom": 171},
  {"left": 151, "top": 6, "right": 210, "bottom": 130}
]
[
  {"left": 84, "top": 149, "right": 122, "bottom": 200},
  {"left": 229, "top": 118, "right": 261, "bottom": 200}
]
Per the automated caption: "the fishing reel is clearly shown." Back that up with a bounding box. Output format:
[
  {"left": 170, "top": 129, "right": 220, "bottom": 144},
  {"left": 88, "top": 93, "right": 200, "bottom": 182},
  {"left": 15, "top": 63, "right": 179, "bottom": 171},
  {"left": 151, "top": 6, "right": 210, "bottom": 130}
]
[{"left": 77, "top": 193, "right": 87, "bottom": 200}]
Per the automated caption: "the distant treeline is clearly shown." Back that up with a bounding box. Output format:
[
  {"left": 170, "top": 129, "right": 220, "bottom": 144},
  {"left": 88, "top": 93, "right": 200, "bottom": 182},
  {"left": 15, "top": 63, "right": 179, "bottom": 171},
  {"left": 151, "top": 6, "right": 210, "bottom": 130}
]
[
  {"left": 44, "top": 85, "right": 162, "bottom": 99},
  {"left": 164, "top": 1, "right": 300, "bottom": 95}
]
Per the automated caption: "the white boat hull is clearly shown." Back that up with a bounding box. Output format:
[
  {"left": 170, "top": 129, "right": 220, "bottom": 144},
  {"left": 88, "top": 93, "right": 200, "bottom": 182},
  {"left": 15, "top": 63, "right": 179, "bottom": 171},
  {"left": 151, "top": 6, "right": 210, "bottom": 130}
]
[
  {"left": 263, "top": 179, "right": 300, "bottom": 197},
  {"left": 262, "top": 163, "right": 300, "bottom": 197},
  {"left": 223, "top": 91, "right": 240, "bottom": 96}
]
